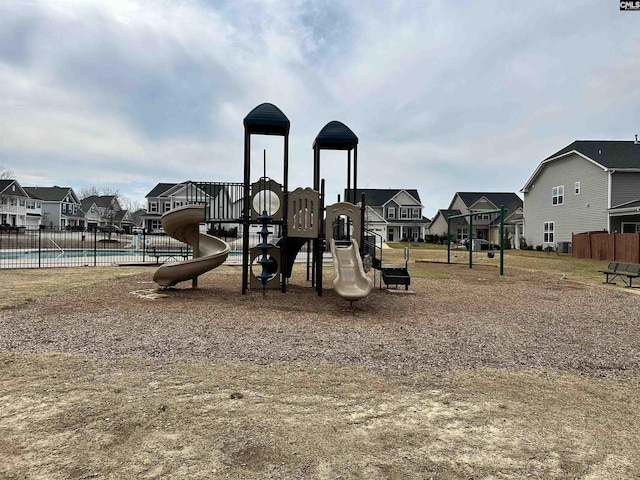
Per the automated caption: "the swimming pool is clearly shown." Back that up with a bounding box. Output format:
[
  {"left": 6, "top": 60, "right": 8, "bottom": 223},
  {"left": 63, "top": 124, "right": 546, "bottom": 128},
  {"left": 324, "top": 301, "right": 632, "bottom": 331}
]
[{"left": 0, "top": 249, "right": 143, "bottom": 260}]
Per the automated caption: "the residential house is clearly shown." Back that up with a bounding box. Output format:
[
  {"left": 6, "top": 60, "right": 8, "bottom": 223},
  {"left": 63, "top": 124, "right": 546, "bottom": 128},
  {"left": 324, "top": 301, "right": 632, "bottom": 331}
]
[
  {"left": 429, "top": 192, "right": 523, "bottom": 246},
  {"left": 131, "top": 208, "right": 147, "bottom": 229},
  {"left": 143, "top": 181, "right": 239, "bottom": 233},
  {"left": 0, "top": 179, "right": 31, "bottom": 228},
  {"left": 521, "top": 139, "right": 640, "bottom": 247},
  {"left": 23, "top": 186, "right": 84, "bottom": 230},
  {"left": 347, "top": 189, "right": 430, "bottom": 242},
  {"left": 80, "top": 195, "right": 133, "bottom": 231},
  {"left": 428, "top": 209, "right": 466, "bottom": 242}
]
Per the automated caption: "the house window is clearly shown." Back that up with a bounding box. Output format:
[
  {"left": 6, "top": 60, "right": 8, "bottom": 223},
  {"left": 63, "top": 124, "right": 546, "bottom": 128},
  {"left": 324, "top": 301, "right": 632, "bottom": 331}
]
[
  {"left": 387, "top": 207, "right": 396, "bottom": 219},
  {"left": 149, "top": 202, "right": 158, "bottom": 213},
  {"left": 163, "top": 202, "right": 171, "bottom": 212},
  {"left": 543, "top": 221, "right": 555, "bottom": 243},
  {"left": 400, "top": 208, "right": 408, "bottom": 219},
  {"left": 412, "top": 208, "right": 421, "bottom": 219},
  {"left": 552, "top": 186, "right": 564, "bottom": 205},
  {"left": 19, "top": 199, "right": 25, "bottom": 206},
  {"left": 457, "top": 228, "right": 468, "bottom": 241},
  {"left": 621, "top": 223, "right": 640, "bottom": 233},
  {"left": 575, "top": 182, "right": 580, "bottom": 195}
]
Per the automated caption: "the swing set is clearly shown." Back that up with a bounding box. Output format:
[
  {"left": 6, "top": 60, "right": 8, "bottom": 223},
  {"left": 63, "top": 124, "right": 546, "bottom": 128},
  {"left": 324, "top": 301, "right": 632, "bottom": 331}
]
[{"left": 446, "top": 206, "right": 505, "bottom": 276}]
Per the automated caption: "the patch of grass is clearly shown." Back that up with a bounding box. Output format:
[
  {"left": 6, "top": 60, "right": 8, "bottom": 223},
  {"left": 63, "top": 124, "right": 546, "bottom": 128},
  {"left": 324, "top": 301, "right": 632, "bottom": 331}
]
[
  {"left": 0, "top": 267, "right": 151, "bottom": 309},
  {"left": 386, "top": 242, "right": 446, "bottom": 250}
]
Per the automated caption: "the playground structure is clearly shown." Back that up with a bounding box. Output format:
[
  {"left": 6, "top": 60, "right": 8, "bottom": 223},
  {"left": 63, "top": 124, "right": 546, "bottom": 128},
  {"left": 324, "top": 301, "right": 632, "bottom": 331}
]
[
  {"left": 154, "top": 102, "right": 405, "bottom": 301},
  {"left": 152, "top": 205, "right": 230, "bottom": 287}
]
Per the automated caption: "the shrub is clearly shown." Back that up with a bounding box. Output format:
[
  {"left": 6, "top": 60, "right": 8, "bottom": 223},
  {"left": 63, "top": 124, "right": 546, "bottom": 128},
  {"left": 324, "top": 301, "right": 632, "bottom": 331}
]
[
  {"left": 545, "top": 246, "right": 553, "bottom": 253},
  {"left": 417, "top": 237, "right": 424, "bottom": 243},
  {"left": 536, "top": 245, "right": 543, "bottom": 251}
]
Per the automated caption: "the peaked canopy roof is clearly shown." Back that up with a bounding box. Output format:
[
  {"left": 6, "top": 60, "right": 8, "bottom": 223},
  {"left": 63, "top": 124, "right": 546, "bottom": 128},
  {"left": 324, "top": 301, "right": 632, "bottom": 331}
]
[
  {"left": 243, "top": 102, "right": 290, "bottom": 135},
  {"left": 313, "top": 121, "right": 358, "bottom": 150}
]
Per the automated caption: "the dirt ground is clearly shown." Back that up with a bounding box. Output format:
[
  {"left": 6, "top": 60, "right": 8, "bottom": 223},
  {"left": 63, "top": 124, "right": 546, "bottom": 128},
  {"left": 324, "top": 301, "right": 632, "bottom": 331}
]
[{"left": 1, "top": 256, "right": 639, "bottom": 479}]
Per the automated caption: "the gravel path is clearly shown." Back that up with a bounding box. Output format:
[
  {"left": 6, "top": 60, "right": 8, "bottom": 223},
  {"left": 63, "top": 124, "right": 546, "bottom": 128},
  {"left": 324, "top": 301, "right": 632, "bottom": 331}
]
[{"left": 1, "top": 264, "right": 639, "bottom": 379}]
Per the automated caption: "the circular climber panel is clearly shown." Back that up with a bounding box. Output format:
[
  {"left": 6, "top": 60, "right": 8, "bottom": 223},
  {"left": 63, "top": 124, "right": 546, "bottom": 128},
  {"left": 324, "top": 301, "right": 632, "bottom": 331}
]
[
  {"left": 249, "top": 248, "right": 281, "bottom": 290},
  {"left": 252, "top": 190, "right": 281, "bottom": 217},
  {"left": 251, "top": 254, "right": 280, "bottom": 277}
]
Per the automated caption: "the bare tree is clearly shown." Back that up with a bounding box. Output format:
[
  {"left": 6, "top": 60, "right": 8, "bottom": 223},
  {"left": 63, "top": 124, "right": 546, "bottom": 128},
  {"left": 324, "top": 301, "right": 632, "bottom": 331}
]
[
  {"left": 119, "top": 195, "right": 144, "bottom": 213},
  {"left": 78, "top": 186, "right": 120, "bottom": 200},
  {"left": 0, "top": 166, "right": 14, "bottom": 180}
]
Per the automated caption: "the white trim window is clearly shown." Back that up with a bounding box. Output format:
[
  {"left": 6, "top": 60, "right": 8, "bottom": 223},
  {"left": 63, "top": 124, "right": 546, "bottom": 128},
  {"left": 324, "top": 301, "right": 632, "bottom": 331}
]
[
  {"left": 149, "top": 202, "right": 158, "bottom": 213},
  {"left": 400, "top": 207, "right": 409, "bottom": 219},
  {"left": 543, "top": 221, "right": 555, "bottom": 243},
  {"left": 552, "top": 186, "right": 564, "bottom": 205},
  {"left": 621, "top": 222, "right": 640, "bottom": 233},
  {"left": 412, "top": 208, "right": 421, "bottom": 219},
  {"left": 574, "top": 181, "right": 580, "bottom": 195},
  {"left": 457, "top": 228, "right": 468, "bottom": 241},
  {"left": 387, "top": 207, "right": 396, "bottom": 219}
]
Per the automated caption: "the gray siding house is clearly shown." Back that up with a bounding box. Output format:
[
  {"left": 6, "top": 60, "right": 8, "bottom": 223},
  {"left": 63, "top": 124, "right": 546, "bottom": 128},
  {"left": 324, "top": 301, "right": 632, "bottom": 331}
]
[
  {"left": 521, "top": 139, "right": 640, "bottom": 247},
  {"left": 23, "top": 186, "right": 84, "bottom": 230}
]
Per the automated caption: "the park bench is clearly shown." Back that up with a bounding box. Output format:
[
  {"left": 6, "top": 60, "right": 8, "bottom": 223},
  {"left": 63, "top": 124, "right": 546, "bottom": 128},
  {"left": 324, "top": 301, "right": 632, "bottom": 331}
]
[
  {"left": 624, "top": 263, "right": 640, "bottom": 288},
  {"left": 148, "top": 246, "right": 192, "bottom": 265},
  {"left": 599, "top": 262, "right": 640, "bottom": 288}
]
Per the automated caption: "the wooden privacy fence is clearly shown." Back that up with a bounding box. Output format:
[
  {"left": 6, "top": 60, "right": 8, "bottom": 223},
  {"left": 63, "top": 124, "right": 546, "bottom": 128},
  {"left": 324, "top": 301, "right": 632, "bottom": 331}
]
[{"left": 572, "top": 232, "right": 640, "bottom": 263}]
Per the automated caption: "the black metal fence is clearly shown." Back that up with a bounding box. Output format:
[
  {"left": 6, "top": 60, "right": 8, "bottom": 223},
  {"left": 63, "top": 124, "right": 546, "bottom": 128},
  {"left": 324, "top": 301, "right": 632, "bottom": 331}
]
[{"left": 0, "top": 229, "right": 311, "bottom": 269}]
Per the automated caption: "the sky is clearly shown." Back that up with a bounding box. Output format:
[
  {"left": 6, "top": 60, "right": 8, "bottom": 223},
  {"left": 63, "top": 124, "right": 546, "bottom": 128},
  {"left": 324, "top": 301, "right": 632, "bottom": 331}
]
[{"left": 1, "top": 0, "right": 640, "bottom": 217}]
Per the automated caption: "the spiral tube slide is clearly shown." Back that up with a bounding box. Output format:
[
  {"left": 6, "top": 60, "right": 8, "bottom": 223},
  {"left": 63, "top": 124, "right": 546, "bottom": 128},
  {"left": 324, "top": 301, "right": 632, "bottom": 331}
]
[{"left": 153, "top": 205, "right": 230, "bottom": 287}]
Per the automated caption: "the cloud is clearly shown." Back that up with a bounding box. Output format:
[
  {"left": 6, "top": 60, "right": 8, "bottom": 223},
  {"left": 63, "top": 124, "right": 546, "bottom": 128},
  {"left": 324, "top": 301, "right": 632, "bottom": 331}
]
[{"left": 1, "top": 0, "right": 639, "bottom": 212}]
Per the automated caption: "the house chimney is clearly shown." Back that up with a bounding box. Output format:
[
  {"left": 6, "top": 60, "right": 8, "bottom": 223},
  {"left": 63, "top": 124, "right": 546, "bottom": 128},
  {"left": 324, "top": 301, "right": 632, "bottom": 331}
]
[{"left": 635, "top": 134, "right": 639, "bottom": 144}]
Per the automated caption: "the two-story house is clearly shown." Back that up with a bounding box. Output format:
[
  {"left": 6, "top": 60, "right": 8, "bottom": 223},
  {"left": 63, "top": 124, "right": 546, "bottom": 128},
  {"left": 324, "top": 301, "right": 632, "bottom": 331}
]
[
  {"left": 80, "top": 195, "right": 132, "bottom": 231},
  {"left": 521, "top": 139, "right": 640, "bottom": 247},
  {"left": 429, "top": 192, "right": 523, "bottom": 246},
  {"left": 346, "top": 189, "right": 429, "bottom": 242},
  {"left": 143, "top": 181, "right": 238, "bottom": 233},
  {"left": 0, "top": 179, "right": 30, "bottom": 228},
  {"left": 23, "top": 186, "right": 84, "bottom": 230}
]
